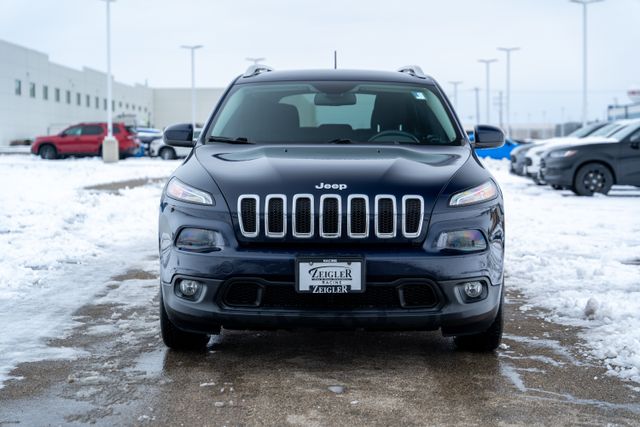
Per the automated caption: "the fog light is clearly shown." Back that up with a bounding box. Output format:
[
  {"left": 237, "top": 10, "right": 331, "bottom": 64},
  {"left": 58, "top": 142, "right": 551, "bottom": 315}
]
[
  {"left": 179, "top": 279, "right": 202, "bottom": 297},
  {"left": 463, "top": 281, "right": 483, "bottom": 298}
]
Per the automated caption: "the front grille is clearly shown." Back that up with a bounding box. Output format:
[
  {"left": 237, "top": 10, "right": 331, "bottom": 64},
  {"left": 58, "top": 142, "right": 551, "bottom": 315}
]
[
  {"left": 221, "top": 280, "right": 440, "bottom": 310},
  {"left": 237, "top": 193, "right": 425, "bottom": 240}
]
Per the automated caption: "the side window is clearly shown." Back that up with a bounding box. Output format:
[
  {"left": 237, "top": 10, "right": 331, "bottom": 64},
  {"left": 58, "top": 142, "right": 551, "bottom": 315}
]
[
  {"left": 81, "top": 125, "right": 104, "bottom": 136},
  {"left": 62, "top": 126, "right": 82, "bottom": 136},
  {"left": 629, "top": 129, "right": 640, "bottom": 143},
  {"left": 112, "top": 125, "right": 121, "bottom": 134}
]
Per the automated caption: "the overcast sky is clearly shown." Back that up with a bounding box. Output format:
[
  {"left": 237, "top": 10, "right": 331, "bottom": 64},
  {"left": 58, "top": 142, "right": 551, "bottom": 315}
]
[{"left": 2, "top": 0, "right": 639, "bottom": 124}]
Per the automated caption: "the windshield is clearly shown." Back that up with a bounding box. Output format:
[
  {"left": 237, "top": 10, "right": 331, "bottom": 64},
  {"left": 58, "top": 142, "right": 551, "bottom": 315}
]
[
  {"left": 608, "top": 122, "right": 640, "bottom": 141},
  {"left": 588, "top": 122, "right": 626, "bottom": 138},
  {"left": 207, "top": 81, "right": 462, "bottom": 145},
  {"left": 568, "top": 123, "right": 603, "bottom": 138}
]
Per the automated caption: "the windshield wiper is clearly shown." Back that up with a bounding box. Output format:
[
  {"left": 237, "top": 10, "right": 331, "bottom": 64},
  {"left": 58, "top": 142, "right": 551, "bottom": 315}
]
[{"left": 207, "top": 136, "right": 255, "bottom": 144}]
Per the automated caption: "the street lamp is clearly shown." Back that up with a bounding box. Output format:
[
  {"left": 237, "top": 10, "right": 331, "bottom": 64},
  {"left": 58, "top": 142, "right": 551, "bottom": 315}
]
[
  {"left": 181, "top": 45, "right": 203, "bottom": 131},
  {"left": 246, "top": 57, "right": 265, "bottom": 65},
  {"left": 478, "top": 59, "right": 498, "bottom": 124},
  {"left": 497, "top": 47, "right": 520, "bottom": 136},
  {"left": 448, "top": 81, "right": 462, "bottom": 110},
  {"left": 571, "top": 0, "right": 604, "bottom": 126},
  {"left": 99, "top": 0, "right": 117, "bottom": 163}
]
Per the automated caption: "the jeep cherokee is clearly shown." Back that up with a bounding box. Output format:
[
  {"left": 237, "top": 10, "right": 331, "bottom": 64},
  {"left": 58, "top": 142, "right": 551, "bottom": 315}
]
[{"left": 158, "top": 65, "right": 506, "bottom": 351}]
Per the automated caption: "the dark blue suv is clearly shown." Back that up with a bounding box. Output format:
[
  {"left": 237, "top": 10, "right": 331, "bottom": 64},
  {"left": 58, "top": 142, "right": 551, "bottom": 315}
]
[{"left": 159, "top": 66, "right": 506, "bottom": 351}]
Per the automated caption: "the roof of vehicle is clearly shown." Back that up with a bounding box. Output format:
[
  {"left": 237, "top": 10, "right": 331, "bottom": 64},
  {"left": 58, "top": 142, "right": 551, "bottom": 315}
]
[{"left": 235, "top": 69, "right": 437, "bottom": 85}]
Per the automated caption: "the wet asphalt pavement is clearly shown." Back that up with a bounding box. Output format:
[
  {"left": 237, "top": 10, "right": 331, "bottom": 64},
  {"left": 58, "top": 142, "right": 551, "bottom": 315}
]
[
  {"left": 1, "top": 180, "right": 639, "bottom": 426},
  {"left": 1, "top": 267, "right": 639, "bottom": 426}
]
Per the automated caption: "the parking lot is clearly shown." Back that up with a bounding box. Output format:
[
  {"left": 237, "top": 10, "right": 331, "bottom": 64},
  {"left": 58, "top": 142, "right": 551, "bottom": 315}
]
[{"left": 0, "top": 155, "right": 638, "bottom": 425}]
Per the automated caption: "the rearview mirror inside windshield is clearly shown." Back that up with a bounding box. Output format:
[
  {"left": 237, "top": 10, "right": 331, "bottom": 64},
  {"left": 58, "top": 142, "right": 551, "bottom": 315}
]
[{"left": 314, "top": 93, "right": 357, "bottom": 106}]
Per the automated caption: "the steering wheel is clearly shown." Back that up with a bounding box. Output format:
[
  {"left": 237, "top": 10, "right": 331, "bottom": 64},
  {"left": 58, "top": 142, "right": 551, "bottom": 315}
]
[{"left": 368, "top": 130, "right": 420, "bottom": 143}]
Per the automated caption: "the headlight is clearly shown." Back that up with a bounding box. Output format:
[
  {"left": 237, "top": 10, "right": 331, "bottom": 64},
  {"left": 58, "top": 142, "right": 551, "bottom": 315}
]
[
  {"left": 165, "top": 178, "right": 213, "bottom": 205},
  {"left": 449, "top": 181, "right": 497, "bottom": 207},
  {"left": 176, "top": 228, "right": 225, "bottom": 252},
  {"left": 548, "top": 149, "right": 577, "bottom": 158},
  {"left": 435, "top": 230, "right": 487, "bottom": 252}
]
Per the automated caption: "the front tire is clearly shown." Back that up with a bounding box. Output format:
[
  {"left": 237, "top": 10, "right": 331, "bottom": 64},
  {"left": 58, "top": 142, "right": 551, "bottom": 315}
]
[
  {"left": 39, "top": 144, "right": 57, "bottom": 160},
  {"left": 160, "top": 293, "right": 209, "bottom": 350},
  {"left": 573, "top": 162, "right": 613, "bottom": 196},
  {"left": 159, "top": 147, "right": 176, "bottom": 160},
  {"left": 454, "top": 302, "right": 503, "bottom": 352}
]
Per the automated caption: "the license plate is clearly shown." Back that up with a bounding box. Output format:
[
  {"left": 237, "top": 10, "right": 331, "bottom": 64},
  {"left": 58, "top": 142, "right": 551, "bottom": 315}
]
[{"left": 296, "top": 258, "right": 364, "bottom": 293}]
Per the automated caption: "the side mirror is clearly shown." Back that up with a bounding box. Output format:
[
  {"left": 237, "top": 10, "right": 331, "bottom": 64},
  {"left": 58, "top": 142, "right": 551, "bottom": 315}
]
[
  {"left": 473, "top": 125, "right": 505, "bottom": 149},
  {"left": 164, "top": 123, "right": 195, "bottom": 147}
]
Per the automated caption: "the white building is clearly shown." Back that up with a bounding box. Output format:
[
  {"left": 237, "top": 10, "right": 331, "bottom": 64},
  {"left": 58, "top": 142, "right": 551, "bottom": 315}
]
[{"left": 0, "top": 39, "right": 225, "bottom": 146}]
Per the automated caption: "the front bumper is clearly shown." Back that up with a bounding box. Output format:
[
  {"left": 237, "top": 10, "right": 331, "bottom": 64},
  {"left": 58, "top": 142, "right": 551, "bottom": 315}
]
[
  {"left": 159, "top": 199, "right": 505, "bottom": 335},
  {"left": 540, "top": 158, "right": 576, "bottom": 187}
]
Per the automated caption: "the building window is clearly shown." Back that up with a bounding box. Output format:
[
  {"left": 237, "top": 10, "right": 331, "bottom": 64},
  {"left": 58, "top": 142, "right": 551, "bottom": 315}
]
[
  {"left": 144, "top": 106, "right": 147, "bottom": 112},
  {"left": 112, "top": 100, "right": 115, "bottom": 112},
  {"left": 95, "top": 96, "right": 99, "bottom": 109},
  {"left": 55, "top": 88, "right": 61, "bottom": 102},
  {"left": 118, "top": 101, "right": 122, "bottom": 108},
  {"left": 103, "top": 98, "right": 107, "bottom": 110},
  {"left": 43, "top": 85, "right": 49, "bottom": 100},
  {"left": 15, "top": 79, "right": 21, "bottom": 95},
  {"left": 76, "top": 93, "right": 81, "bottom": 106},
  {"left": 66, "top": 90, "right": 71, "bottom": 104},
  {"left": 29, "top": 82, "right": 36, "bottom": 98},
  {"left": 86, "top": 94, "right": 90, "bottom": 107}
]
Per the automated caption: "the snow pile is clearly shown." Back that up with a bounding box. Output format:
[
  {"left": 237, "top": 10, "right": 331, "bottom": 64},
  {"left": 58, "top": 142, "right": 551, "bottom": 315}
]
[
  {"left": 0, "top": 156, "right": 178, "bottom": 387},
  {"left": 486, "top": 158, "right": 640, "bottom": 383}
]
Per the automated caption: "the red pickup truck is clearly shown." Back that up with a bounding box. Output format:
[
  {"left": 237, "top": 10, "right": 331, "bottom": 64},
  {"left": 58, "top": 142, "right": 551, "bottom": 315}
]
[{"left": 31, "top": 122, "right": 140, "bottom": 159}]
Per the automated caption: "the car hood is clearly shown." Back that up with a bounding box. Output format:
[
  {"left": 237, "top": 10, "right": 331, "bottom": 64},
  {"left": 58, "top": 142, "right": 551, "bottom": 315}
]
[{"left": 195, "top": 144, "right": 471, "bottom": 214}]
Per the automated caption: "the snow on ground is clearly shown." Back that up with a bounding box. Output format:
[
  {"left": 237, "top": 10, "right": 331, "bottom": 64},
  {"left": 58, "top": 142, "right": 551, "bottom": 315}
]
[
  {"left": 0, "top": 154, "right": 639, "bottom": 388},
  {"left": 484, "top": 158, "right": 640, "bottom": 383},
  {"left": 0, "top": 155, "right": 179, "bottom": 388}
]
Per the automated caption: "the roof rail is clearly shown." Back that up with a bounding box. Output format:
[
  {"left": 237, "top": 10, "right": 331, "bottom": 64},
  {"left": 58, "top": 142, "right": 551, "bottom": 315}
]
[
  {"left": 397, "top": 65, "right": 427, "bottom": 79},
  {"left": 243, "top": 64, "right": 274, "bottom": 78}
]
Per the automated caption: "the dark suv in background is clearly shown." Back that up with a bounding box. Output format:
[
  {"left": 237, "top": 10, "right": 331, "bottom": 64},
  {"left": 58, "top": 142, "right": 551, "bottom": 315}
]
[
  {"left": 31, "top": 122, "right": 140, "bottom": 159},
  {"left": 158, "top": 66, "right": 506, "bottom": 352},
  {"left": 541, "top": 119, "right": 640, "bottom": 195}
]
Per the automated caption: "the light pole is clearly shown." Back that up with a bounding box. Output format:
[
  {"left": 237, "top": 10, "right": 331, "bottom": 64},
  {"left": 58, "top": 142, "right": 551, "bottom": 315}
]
[
  {"left": 497, "top": 47, "right": 520, "bottom": 136},
  {"left": 100, "top": 0, "right": 117, "bottom": 163},
  {"left": 571, "top": 0, "right": 604, "bottom": 126},
  {"left": 182, "top": 45, "right": 203, "bottom": 131},
  {"left": 478, "top": 59, "right": 498, "bottom": 124},
  {"left": 448, "top": 81, "right": 462, "bottom": 110},
  {"left": 246, "top": 57, "right": 265, "bottom": 65}
]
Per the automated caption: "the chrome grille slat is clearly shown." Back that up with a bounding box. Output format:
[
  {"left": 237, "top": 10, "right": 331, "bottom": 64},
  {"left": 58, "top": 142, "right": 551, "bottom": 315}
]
[
  {"left": 402, "top": 195, "right": 424, "bottom": 238},
  {"left": 320, "top": 194, "right": 342, "bottom": 238},
  {"left": 265, "top": 194, "right": 286, "bottom": 238},
  {"left": 375, "top": 195, "right": 397, "bottom": 238},
  {"left": 237, "top": 193, "right": 424, "bottom": 239},
  {"left": 292, "top": 194, "right": 314, "bottom": 238},
  {"left": 347, "top": 194, "right": 369, "bottom": 238},
  {"left": 238, "top": 195, "right": 260, "bottom": 238}
]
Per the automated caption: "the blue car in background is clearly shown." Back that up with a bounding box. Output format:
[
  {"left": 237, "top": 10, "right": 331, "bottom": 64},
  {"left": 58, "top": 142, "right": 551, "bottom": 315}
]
[{"left": 468, "top": 131, "right": 524, "bottom": 159}]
